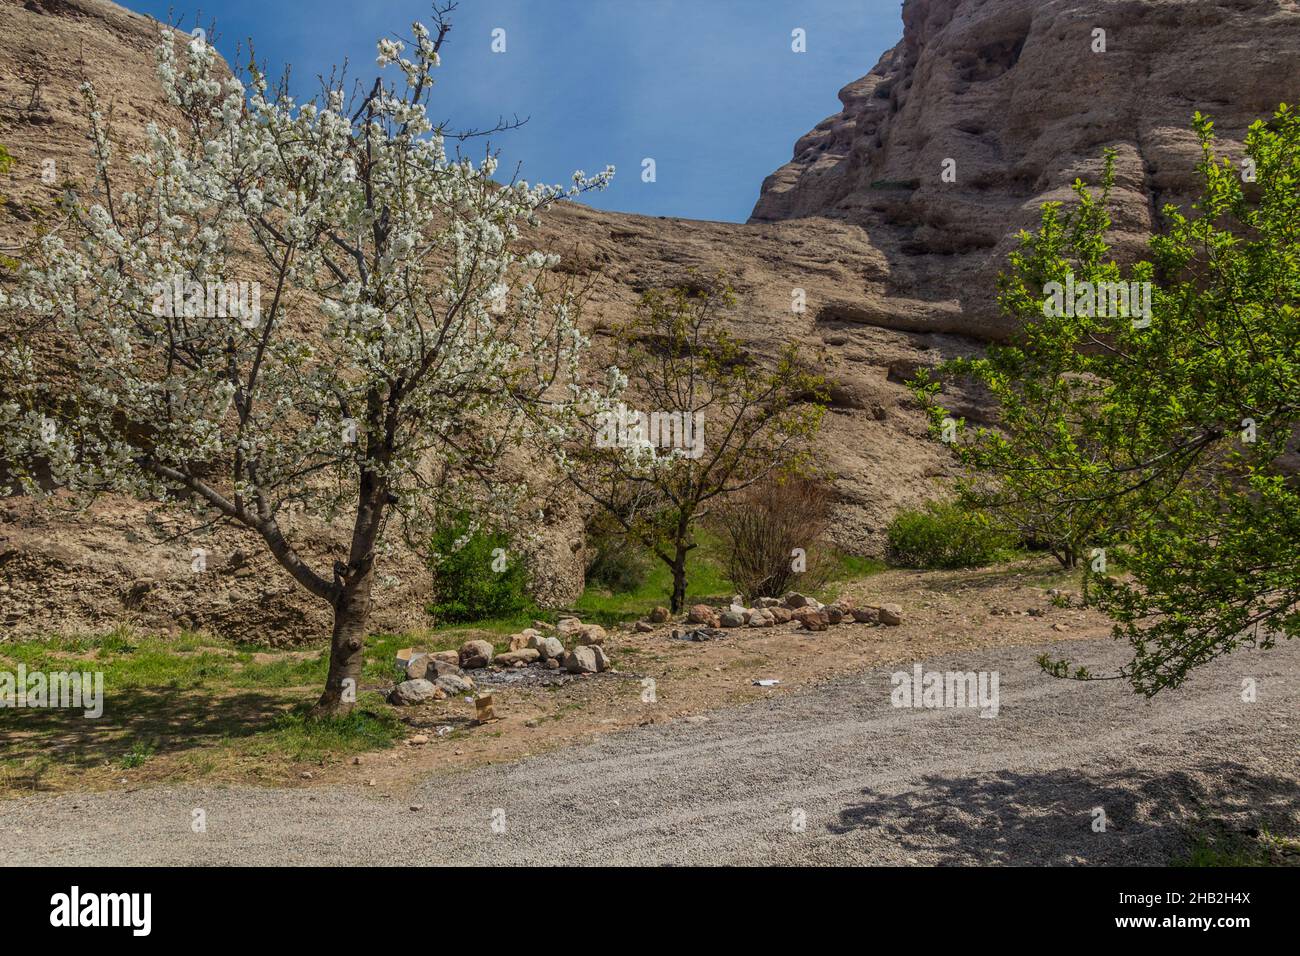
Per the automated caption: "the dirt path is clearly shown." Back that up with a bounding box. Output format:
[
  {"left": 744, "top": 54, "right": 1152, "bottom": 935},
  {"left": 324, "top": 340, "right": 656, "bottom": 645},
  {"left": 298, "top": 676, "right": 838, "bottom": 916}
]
[{"left": 4, "top": 634, "right": 1297, "bottom": 866}]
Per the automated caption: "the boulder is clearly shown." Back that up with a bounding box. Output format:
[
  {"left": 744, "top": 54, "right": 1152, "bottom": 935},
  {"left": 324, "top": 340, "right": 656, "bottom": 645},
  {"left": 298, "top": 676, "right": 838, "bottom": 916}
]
[
  {"left": 799, "top": 616, "right": 828, "bottom": 632},
  {"left": 635, "top": 621, "right": 654, "bottom": 633},
  {"left": 431, "top": 650, "right": 459, "bottom": 665},
  {"left": 852, "top": 607, "right": 879, "bottom": 624},
  {"left": 783, "top": 592, "right": 811, "bottom": 609},
  {"left": 494, "top": 648, "right": 540, "bottom": 666},
  {"left": 389, "top": 679, "right": 438, "bottom": 705},
  {"left": 435, "top": 673, "right": 474, "bottom": 696},
  {"left": 688, "top": 604, "right": 719, "bottom": 627},
  {"left": 577, "top": 624, "right": 608, "bottom": 646},
  {"left": 824, "top": 605, "right": 845, "bottom": 625},
  {"left": 770, "top": 607, "right": 793, "bottom": 624},
  {"left": 458, "top": 639, "right": 495, "bottom": 669},
  {"left": 649, "top": 606, "right": 670, "bottom": 623},
  {"left": 879, "top": 603, "right": 904, "bottom": 626},
  {"left": 528, "top": 634, "right": 566, "bottom": 661},
  {"left": 556, "top": 617, "right": 585, "bottom": 637},
  {"left": 428, "top": 658, "right": 463, "bottom": 678},
  {"left": 590, "top": 645, "right": 612, "bottom": 672},
  {"left": 747, "top": 608, "right": 776, "bottom": 628},
  {"left": 757, "top": 597, "right": 783, "bottom": 609},
  {"left": 508, "top": 628, "right": 539, "bottom": 651},
  {"left": 403, "top": 654, "right": 430, "bottom": 680},
  {"left": 720, "top": 609, "right": 747, "bottom": 628},
  {"left": 564, "top": 646, "right": 600, "bottom": 674}
]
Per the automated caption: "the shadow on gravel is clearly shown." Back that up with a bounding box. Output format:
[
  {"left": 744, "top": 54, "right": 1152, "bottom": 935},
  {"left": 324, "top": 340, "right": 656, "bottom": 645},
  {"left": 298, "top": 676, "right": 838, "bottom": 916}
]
[{"left": 829, "top": 763, "right": 1300, "bottom": 865}]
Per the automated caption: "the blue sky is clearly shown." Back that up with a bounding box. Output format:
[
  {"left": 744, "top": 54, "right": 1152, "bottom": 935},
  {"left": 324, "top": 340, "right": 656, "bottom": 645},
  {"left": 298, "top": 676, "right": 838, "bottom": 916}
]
[{"left": 119, "top": 0, "right": 903, "bottom": 222}]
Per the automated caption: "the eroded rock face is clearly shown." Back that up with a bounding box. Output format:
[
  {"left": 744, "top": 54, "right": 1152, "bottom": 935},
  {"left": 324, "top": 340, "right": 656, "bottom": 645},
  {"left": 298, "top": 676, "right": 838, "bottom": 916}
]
[{"left": 751, "top": 0, "right": 1300, "bottom": 341}]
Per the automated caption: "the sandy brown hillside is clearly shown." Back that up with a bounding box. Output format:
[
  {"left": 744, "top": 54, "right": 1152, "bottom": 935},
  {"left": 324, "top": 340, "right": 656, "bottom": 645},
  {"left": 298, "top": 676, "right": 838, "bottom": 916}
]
[{"left": 1, "top": 0, "right": 1296, "bottom": 643}]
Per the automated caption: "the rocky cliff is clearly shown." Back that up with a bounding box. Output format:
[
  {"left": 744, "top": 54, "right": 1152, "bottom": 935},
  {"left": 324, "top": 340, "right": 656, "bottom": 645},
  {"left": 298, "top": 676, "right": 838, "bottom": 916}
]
[
  {"left": 752, "top": 0, "right": 1300, "bottom": 340},
  {"left": 1, "top": 0, "right": 1297, "bottom": 643}
]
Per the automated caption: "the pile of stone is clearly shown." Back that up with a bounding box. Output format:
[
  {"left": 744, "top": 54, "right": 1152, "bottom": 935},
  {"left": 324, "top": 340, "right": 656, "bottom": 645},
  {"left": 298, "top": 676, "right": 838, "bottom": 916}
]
[
  {"left": 388, "top": 616, "right": 614, "bottom": 705},
  {"left": 682, "top": 592, "right": 903, "bottom": 633},
  {"left": 389, "top": 650, "right": 477, "bottom": 705}
]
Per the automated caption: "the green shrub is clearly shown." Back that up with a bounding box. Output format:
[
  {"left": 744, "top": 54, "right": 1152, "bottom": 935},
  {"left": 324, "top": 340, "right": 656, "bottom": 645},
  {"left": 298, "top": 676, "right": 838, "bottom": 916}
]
[
  {"left": 427, "top": 514, "right": 531, "bottom": 624},
  {"left": 885, "top": 502, "right": 1012, "bottom": 569},
  {"left": 584, "top": 534, "right": 650, "bottom": 593}
]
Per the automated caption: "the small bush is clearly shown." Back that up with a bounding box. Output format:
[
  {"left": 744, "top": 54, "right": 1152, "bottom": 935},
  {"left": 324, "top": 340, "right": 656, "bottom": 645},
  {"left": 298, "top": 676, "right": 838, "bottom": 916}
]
[
  {"left": 427, "top": 514, "right": 531, "bottom": 624},
  {"left": 584, "top": 534, "right": 650, "bottom": 593},
  {"left": 717, "top": 478, "right": 834, "bottom": 601},
  {"left": 885, "top": 501, "right": 1012, "bottom": 569}
]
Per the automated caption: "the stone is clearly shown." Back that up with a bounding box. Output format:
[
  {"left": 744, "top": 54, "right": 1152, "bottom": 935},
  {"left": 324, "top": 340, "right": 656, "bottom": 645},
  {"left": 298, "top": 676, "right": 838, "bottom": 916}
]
[
  {"left": 494, "top": 648, "right": 540, "bottom": 666},
  {"left": 800, "top": 616, "right": 828, "bottom": 632},
  {"left": 431, "top": 650, "right": 459, "bottom": 665},
  {"left": 878, "top": 603, "right": 904, "bottom": 626},
  {"left": 720, "top": 609, "right": 747, "bottom": 628},
  {"left": 757, "top": 597, "right": 783, "bottom": 608},
  {"left": 747, "top": 608, "right": 776, "bottom": 628},
  {"left": 564, "top": 645, "right": 600, "bottom": 674},
  {"left": 590, "top": 645, "right": 611, "bottom": 672},
  {"left": 784, "top": 592, "right": 811, "bottom": 609},
  {"left": 544, "top": 658, "right": 561, "bottom": 670},
  {"left": 556, "top": 617, "right": 584, "bottom": 637},
  {"left": 770, "top": 607, "right": 793, "bottom": 624},
  {"left": 824, "top": 605, "right": 845, "bottom": 625},
  {"left": 389, "top": 679, "right": 438, "bottom": 705},
  {"left": 635, "top": 621, "right": 654, "bottom": 633},
  {"left": 577, "top": 624, "right": 607, "bottom": 646},
  {"left": 793, "top": 606, "right": 829, "bottom": 626},
  {"left": 688, "top": 604, "right": 719, "bottom": 627},
  {"left": 508, "top": 629, "right": 539, "bottom": 651},
  {"left": 529, "top": 634, "right": 566, "bottom": 660},
  {"left": 649, "top": 606, "right": 670, "bottom": 623},
  {"left": 458, "top": 639, "right": 495, "bottom": 669},
  {"left": 435, "top": 673, "right": 474, "bottom": 696},
  {"left": 428, "top": 658, "right": 462, "bottom": 678},
  {"left": 403, "top": 654, "right": 430, "bottom": 680},
  {"left": 852, "top": 607, "right": 879, "bottom": 624}
]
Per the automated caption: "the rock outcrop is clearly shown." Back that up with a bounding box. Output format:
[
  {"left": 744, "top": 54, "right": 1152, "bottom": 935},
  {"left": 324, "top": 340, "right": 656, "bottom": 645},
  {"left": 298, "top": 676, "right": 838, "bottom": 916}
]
[{"left": 751, "top": 0, "right": 1300, "bottom": 340}]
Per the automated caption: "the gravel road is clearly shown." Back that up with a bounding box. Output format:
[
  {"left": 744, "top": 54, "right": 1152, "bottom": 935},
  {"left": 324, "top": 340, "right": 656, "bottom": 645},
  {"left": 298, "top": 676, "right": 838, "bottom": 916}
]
[{"left": 4, "top": 636, "right": 1297, "bottom": 866}]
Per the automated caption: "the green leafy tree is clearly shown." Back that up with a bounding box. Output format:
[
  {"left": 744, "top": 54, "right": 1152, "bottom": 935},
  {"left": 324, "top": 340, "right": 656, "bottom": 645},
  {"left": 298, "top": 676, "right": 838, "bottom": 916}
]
[{"left": 918, "top": 105, "right": 1300, "bottom": 694}]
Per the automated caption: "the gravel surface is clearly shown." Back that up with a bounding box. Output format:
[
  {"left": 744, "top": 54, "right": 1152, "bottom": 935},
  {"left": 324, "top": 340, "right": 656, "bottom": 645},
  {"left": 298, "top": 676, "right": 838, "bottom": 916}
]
[{"left": 4, "top": 636, "right": 1297, "bottom": 866}]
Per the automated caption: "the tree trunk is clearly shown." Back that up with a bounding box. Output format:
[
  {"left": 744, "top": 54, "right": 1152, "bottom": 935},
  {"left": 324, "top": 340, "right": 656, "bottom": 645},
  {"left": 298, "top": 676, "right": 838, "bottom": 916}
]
[
  {"left": 311, "top": 569, "right": 373, "bottom": 718},
  {"left": 669, "top": 547, "right": 688, "bottom": 614}
]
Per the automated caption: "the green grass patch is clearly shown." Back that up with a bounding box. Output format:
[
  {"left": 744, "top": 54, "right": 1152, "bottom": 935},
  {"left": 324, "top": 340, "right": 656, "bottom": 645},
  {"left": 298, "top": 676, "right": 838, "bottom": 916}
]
[
  {"left": 1174, "top": 823, "right": 1300, "bottom": 867},
  {"left": 0, "top": 628, "right": 409, "bottom": 794},
  {"left": 246, "top": 697, "right": 404, "bottom": 761}
]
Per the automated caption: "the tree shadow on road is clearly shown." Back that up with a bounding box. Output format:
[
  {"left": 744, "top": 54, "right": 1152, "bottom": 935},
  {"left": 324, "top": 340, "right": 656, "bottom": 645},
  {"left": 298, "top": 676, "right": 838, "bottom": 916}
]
[{"left": 828, "top": 762, "right": 1300, "bottom": 865}]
